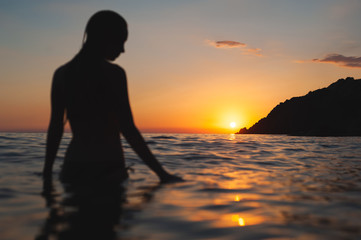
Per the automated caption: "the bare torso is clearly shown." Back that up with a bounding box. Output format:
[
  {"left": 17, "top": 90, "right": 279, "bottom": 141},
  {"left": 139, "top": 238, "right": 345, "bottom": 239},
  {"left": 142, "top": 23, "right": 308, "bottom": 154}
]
[{"left": 58, "top": 53, "right": 130, "bottom": 169}]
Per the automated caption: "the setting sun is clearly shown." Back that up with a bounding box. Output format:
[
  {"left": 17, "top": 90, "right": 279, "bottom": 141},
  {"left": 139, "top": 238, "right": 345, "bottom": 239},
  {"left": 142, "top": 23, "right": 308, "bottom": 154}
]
[{"left": 230, "top": 122, "right": 236, "bottom": 128}]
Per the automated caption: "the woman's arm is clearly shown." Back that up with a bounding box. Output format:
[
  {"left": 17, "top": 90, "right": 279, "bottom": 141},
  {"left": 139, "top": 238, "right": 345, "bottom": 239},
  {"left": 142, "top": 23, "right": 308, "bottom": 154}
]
[
  {"left": 116, "top": 67, "right": 182, "bottom": 183},
  {"left": 122, "top": 126, "right": 176, "bottom": 182},
  {"left": 43, "top": 68, "right": 66, "bottom": 179}
]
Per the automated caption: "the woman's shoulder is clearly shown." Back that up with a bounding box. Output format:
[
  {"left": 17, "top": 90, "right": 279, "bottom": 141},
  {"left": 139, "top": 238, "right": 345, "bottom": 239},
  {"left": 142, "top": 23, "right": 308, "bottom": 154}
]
[
  {"left": 53, "top": 61, "right": 73, "bottom": 79},
  {"left": 51, "top": 64, "right": 68, "bottom": 87},
  {"left": 104, "top": 61, "right": 126, "bottom": 75},
  {"left": 53, "top": 57, "right": 82, "bottom": 81},
  {"left": 103, "top": 61, "right": 127, "bottom": 82}
]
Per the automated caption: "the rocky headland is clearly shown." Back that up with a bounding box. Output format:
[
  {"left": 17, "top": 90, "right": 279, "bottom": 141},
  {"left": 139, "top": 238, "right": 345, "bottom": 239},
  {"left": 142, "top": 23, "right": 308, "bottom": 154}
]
[{"left": 237, "top": 77, "right": 361, "bottom": 136}]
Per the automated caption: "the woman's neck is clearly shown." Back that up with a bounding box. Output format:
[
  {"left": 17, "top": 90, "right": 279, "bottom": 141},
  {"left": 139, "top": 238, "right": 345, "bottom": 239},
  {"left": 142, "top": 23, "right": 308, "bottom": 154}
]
[{"left": 78, "top": 44, "right": 105, "bottom": 61}]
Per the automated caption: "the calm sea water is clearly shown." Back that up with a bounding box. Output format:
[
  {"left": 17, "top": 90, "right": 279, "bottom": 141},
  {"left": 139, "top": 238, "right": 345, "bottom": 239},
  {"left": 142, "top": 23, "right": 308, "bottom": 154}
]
[{"left": 0, "top": 132, "right": 361, "bottom": 240}]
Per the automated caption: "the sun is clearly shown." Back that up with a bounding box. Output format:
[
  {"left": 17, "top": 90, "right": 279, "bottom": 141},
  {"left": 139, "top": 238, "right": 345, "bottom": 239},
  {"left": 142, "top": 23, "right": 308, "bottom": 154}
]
[{"left": 230, "top": 122, "right": 236, "bottom": 128}]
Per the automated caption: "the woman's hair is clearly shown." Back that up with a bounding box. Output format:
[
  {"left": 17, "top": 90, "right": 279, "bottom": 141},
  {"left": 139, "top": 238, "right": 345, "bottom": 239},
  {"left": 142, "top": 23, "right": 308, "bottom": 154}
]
[{"left": 83, "top": 10, "right": 127, "bottom": 47}]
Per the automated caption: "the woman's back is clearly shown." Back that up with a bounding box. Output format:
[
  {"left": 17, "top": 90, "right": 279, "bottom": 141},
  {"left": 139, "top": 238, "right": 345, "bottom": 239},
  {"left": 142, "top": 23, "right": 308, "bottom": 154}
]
[{"left": 62, "top": 52, "right": 127, "bottom": 164}]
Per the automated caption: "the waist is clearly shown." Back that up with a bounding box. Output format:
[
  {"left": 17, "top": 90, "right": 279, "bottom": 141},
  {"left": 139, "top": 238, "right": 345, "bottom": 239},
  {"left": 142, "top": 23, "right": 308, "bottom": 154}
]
[
  {"left": 65, "top": 139, "right": 124, "bottom": 163},
  {"left": 60, "top": 161, "right": 128, "bottom": 185}
]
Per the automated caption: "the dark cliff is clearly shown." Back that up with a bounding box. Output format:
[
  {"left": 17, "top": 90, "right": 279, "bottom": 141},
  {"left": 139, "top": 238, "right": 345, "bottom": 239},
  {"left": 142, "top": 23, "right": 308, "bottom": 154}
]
[{"left": 237, "top": 77, "right": 361, "bottom": 136}]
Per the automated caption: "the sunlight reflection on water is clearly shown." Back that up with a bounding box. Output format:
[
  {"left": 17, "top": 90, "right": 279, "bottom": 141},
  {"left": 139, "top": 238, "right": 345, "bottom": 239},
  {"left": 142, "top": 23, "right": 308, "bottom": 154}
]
[{"left": 0, "top": 133, "right": 361, "bottom": 239}]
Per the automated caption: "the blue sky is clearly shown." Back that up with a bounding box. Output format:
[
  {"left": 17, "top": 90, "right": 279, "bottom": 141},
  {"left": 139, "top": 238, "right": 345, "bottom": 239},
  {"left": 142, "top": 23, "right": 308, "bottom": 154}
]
[{"left": 1, "top": 0, "right": 361, "bottom": 132}]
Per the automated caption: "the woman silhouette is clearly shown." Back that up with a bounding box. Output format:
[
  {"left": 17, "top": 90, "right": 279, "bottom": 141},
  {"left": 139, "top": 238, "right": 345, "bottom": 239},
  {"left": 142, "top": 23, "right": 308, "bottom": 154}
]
[{"left": 43, "top": 10, "right": 181, "bottom": 185}]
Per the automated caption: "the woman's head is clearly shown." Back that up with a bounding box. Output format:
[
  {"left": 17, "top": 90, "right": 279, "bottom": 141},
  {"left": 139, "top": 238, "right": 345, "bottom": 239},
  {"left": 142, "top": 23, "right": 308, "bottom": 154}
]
[{"left": 83, "top": 10, "right": 128, "bottom": 60}]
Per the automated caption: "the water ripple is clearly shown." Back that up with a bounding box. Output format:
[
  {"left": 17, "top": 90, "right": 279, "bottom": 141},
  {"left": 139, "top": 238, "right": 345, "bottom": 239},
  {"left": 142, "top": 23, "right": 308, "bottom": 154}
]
[{"left": 0, "top": 133, "right": 361, "bottom": 239}]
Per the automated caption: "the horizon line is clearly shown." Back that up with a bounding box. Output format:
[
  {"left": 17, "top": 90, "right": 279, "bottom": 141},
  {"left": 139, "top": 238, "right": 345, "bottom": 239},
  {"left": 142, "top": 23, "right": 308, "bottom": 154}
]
[{"left": 0, "top": 128, "right": 238, "bottom": 134}]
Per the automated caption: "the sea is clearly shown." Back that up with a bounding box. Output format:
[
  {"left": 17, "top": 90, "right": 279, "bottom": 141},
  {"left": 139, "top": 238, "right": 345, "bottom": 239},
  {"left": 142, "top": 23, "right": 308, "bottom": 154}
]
[{"left": 0, "top": 132, "right": 361, "bottom": 240}]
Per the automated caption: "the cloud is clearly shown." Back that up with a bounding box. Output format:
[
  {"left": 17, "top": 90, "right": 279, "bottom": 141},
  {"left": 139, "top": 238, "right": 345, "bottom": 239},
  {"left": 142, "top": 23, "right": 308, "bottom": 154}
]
[
  {"left": 209, "top": 40, "right": 246, "bottom": 48},
  {"left": 244, "top": 48, "right": 262, "bottom": 56},
  {"left": 312, "top": 54, "right": 361, "bottom": 68},
  {"left": 206, "top": 40, "right": 262, "bottom": 56}
]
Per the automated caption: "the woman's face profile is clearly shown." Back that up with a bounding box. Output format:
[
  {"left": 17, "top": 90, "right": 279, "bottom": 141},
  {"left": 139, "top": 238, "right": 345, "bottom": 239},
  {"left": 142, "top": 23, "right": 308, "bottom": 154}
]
[
  {"left": 103, "top": 30, "right": 128, "bottom": 61},
  {"left": 104, "top": 40, "right": 126, "bottom": 61}
]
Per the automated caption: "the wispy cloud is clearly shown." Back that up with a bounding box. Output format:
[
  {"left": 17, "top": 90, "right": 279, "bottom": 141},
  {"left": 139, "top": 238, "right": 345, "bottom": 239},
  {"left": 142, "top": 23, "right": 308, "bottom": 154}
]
[
  {"left": 312, "top": 54, "right": 361, "bottom": 68},
  {"left": 208, "top": 40, "right": 246, "bottom": 48},
  {"left": 296, "top": 53, "right": 361, "bottom": 68},
  {"left": 244, "top": 48, "right": 262, "bottom": 56},
  {"left": 206, "top": 40, "right": 262, "bottom": 56}
]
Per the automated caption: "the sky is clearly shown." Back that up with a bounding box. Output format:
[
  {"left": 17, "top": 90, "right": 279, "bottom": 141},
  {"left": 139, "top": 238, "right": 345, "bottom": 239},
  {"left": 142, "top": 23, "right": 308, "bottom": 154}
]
[{"left": 1, "top": 0, "right": 361, "bottom": 133}]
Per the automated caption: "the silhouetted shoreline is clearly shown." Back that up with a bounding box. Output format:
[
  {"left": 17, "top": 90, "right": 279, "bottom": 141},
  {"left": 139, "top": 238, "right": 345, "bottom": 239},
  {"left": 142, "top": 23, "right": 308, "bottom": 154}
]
[{"left": 237, "top": 77, "right": 361, "bottom": 136}]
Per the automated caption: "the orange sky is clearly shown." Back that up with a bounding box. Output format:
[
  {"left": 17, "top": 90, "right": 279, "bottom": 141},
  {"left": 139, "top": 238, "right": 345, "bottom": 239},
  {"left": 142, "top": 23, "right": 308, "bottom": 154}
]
[{"left": 1, "top": 1, "right": 361, "bottom": 133}]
